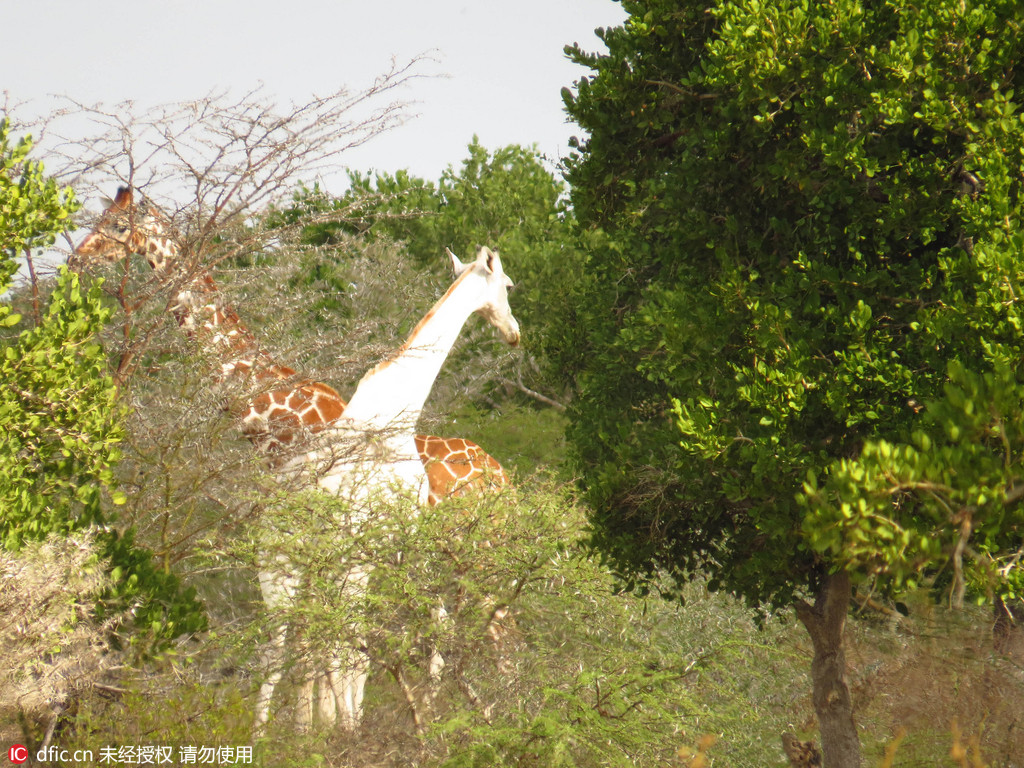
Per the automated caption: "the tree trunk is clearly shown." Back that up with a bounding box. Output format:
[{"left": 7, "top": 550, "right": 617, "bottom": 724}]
[
  {"left": 993, "top": 595, "right": 1024, "bottom": 658},
  {"left": 794, "top": 571, "right": 862, "bottom": 768}
]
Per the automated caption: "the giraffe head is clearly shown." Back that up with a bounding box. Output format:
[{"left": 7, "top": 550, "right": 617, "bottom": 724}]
[
  {"left": 72, "top": 186, "right": 179, "bottom": 272},
  {"left": 447, "top": 246, "right": 521, "bottom": 347}
]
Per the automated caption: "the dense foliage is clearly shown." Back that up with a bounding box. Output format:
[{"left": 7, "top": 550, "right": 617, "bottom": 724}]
[
  {"left": 0, "top": 120, "right": 116, "bottom": 538},
  {"left": 235, "top": 482, "right": 696, "bottom": 767},
  {"left": 562, "top": 0, "right": 1024, "bottom": 612}
]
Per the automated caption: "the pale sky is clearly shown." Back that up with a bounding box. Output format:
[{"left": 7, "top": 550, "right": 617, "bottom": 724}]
[{"left": 5, "top": 0, "right": 628, "bottom": 185}]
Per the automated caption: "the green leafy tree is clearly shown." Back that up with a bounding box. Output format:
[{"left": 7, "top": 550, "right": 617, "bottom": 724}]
[
  {"left": 0, "top": 118, "right": 119, "bottom": 540},
  {"left": 561, "top": 1, "right": 1024, "bottom": 764},
  {"left": 286, "top": 138, "right": 568, "bottom": 262},
  {"left": 0, "top": 118, "right": 204, "bottom": 650}
]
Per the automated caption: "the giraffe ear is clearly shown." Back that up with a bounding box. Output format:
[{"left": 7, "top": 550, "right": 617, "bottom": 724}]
[
  {"left": 447, "top": 247, "right": 471, "bottom": 276},
  {"left": 476, "top": 246, "right": 498, "bottom": 274}
]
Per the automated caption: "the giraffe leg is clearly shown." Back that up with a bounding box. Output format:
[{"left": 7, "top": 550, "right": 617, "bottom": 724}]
[
  {"left": 254, "top": 618, "right": 287, "bottom": 733},
  {"left": 297, "top": 674, "right": 315, "bottom": 732},
  {"left": 256, "top": 561, "right": 298, "bottom": 733},
  {"left": 486, "top": 604, "right": 513, "bottom": 676},
  {"left": 426, "top": 602, "right": 448, "bottom": 703},
  {"left": 322, "top": 562, "right": 372, "bottom": 730},
  {"left": 317, "top": 671, "right": 337, "bottom": 726},
  {"left": 327, "top": 646, "right": 369, "bottom": 730}
]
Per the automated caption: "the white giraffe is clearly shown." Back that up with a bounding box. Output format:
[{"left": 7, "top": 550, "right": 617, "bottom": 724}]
[{"left": 256, "top": 246, "right": 520, "bottom": 731}]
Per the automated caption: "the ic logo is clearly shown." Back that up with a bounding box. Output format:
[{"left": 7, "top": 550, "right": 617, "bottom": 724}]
[{"left": 8, "top": 745, "right": 28, "bottom": 764}]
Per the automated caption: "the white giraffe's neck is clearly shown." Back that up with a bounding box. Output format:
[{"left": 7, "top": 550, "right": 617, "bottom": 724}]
[{"left": 341, "top": 269, "right": 480, "bottom": 434}]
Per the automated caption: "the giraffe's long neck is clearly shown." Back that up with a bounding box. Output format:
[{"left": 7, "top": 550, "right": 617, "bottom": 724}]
[
  {"left": 340, "top": 268, "right": 482, "bottom": 433},
  {"left": 139, "top": 231, "right": 291, "bottom": 383}
]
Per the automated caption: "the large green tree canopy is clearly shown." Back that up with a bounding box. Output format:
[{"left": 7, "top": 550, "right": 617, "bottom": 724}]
[{"left": 561, "top": 0, "right": 1024, "bottom": 610}]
